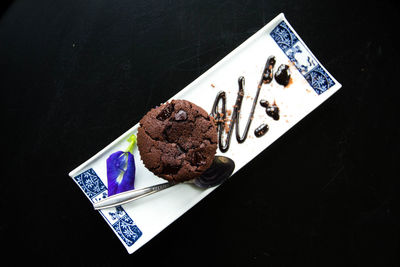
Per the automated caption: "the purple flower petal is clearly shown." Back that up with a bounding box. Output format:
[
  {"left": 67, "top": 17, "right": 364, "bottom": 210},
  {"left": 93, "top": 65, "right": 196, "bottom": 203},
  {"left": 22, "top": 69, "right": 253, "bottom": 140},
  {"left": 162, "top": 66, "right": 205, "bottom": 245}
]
[
  {"left": 117, "top": 152, "right": 135, "bottom": 193},
  {"left": 106, "top": 151, "right": 136, "bottom": 196}
]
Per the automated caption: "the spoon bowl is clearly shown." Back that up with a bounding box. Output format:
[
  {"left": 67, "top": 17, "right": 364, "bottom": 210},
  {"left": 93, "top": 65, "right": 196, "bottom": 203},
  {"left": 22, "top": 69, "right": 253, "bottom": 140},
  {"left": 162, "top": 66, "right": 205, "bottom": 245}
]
[{"left": 194, "top": 155, "right": 235, "bottom": 188}]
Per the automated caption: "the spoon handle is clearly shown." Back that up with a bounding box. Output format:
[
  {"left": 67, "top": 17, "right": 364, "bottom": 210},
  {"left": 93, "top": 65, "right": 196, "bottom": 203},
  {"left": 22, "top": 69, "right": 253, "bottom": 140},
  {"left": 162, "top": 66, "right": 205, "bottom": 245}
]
[{"left": 93, "top": 182, "right": 175, "bottom": 210}]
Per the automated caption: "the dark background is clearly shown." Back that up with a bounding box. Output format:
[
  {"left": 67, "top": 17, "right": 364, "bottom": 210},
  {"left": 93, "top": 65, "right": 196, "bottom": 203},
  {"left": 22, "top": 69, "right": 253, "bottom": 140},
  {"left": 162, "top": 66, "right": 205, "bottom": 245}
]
[{"left": 1, "top": 0, "right": 398, "bottom": 266}]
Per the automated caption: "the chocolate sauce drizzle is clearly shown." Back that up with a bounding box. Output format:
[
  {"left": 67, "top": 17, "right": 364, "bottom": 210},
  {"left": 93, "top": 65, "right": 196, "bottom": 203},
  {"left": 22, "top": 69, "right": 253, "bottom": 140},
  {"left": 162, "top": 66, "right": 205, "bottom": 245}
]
[{"left": 210, "top": 56, "right": 276, "bottom": 153}]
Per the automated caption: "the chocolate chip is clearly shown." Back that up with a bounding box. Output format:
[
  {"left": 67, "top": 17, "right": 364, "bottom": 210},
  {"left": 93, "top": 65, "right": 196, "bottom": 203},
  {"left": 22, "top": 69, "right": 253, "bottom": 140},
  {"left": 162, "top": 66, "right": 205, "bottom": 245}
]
[
  {"left": 163, "top": 164, "right": 180, "bottom": 174},
  {"left": 254, "top": 123, "right": 269, "bottom": 137},
  {"left": 193, "top": 152, "right": 206, "bottom": 166},
  {"left": 156, "top": 103, "right": 174, "bottom": 121},
  {"left": 260, "top": 99, "right": 269, "bottom": 108},
  {"left": 266, "top": 104, "right": 280, "bottom": 120},
  {"left": 275, "top": 64, "right": 291, "bottom": 87},
  {"left": 174, "top": 110, "right": 187, "bottom": 121}
]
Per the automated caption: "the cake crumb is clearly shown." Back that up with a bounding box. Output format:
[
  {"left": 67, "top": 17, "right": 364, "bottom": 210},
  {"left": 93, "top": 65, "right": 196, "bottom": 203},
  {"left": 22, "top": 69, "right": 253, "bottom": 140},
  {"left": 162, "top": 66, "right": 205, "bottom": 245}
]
[
  {"left": 286, "top": 77, "right": 293, "bottom": 87},
  {"left": 224, "top": 122, "right": 229, "bottom": 134}
]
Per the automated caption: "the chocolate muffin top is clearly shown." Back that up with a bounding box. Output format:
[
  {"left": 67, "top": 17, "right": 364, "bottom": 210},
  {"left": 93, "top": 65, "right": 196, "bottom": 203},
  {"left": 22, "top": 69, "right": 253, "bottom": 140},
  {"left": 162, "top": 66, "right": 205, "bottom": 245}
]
[{"left": 137, "top": 99, "right": 218, "bottom": 182}]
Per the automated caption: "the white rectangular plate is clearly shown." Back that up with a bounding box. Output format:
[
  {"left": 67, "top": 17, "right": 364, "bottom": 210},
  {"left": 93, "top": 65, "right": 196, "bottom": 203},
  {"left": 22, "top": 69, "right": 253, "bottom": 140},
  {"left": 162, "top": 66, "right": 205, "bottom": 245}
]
[{"left": 69, "top": 13, "right": 342, "bottom": 254}]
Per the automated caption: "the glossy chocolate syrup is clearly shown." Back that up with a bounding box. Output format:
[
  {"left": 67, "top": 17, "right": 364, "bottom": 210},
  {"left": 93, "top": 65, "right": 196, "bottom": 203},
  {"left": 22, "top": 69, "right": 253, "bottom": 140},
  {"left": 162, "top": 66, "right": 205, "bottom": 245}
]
[{"left": 210, "top": 56, "right": 276, "bottom": 152}]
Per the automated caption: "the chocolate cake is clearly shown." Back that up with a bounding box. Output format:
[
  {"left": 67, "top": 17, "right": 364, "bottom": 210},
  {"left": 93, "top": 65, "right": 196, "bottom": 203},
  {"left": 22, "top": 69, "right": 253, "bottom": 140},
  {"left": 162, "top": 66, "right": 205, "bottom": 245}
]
[{"left": 137, "top": 99, "right": 218, "bottom": 182}]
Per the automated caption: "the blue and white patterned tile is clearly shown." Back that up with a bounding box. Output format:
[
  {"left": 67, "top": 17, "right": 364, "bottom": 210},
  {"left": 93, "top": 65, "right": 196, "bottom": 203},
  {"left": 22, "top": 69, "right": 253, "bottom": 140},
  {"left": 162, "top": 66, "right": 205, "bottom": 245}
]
[
  {"left": 270, "top": 21, "right": 299, "bottom": 52},
  {"left": 286, "top": 41, "right": 317, "bottom": 76},
  {"left": 270, "top": 20, "right": 335, "bottom": 94},
  {"left": 74, "top": 168, "right": 107, "bottom": 203},
  {"left": 101, "top": 206, "right": 143, "bottom": 247},
  {"left": 305, "top": 65, "right": 336, "bottom": 95},
  {"left": 74, "top": 168, "right": 143, "bottom": 247}
]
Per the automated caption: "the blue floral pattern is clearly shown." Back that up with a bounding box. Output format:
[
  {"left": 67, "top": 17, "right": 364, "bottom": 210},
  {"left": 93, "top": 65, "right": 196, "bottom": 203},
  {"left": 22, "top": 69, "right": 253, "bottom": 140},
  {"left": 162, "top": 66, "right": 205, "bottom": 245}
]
[
  {"left": 74, "top": 168, "right": 142, "bottom": 247},
  {"left": 107, "top": 206, "right": 142, "bottom": 246},
  {"left": 270, "top": 20, "right": 335, "bottom": 94},
  {"left": 305, "top": 65, "right": 335, "bottom": 95},
  {"left": 74, "top": 168, "right": 107, "bottom": 201},
  {"left": 270, "top": 21, "right": 299, "bottom": 52}
]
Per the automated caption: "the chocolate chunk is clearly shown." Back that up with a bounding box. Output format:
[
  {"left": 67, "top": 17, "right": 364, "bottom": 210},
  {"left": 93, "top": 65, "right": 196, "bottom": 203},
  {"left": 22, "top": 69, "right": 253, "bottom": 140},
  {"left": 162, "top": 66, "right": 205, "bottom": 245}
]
[
  {"left": 266, "top": 104, "right": 280, "bottom": 120},
  {"left": 260, "top": 99, "right": 269, "bottom": 108},
  {"left": 275, "top": 64, "right": 291, "bottom": 87},
  {"left": 156, "top": 103, "right": 174, "bottom": 121},
  {"left": 174, "top": 110, "right": 187, "bottom": 121},
  {"left": 162, "top": 164, "right": 180, "bottom": 175},
  {"left": 193, "top": 152, "right": 206, "bottom": 166},
  {"left": 254, "top": 123, "right": 269, "bottom": 137}
]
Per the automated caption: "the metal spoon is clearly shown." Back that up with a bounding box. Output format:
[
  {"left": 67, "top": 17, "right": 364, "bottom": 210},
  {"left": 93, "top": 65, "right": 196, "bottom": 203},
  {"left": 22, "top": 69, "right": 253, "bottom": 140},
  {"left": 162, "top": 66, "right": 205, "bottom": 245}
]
[{"left": 93, "top": 156, "right": 235, "bottom": 210}]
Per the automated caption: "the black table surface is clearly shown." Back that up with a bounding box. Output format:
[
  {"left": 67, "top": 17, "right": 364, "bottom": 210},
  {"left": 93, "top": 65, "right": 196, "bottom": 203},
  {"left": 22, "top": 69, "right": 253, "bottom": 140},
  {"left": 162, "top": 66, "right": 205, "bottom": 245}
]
[{"left": 1, "top": 0, "right": 398, "bottom": 266}]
